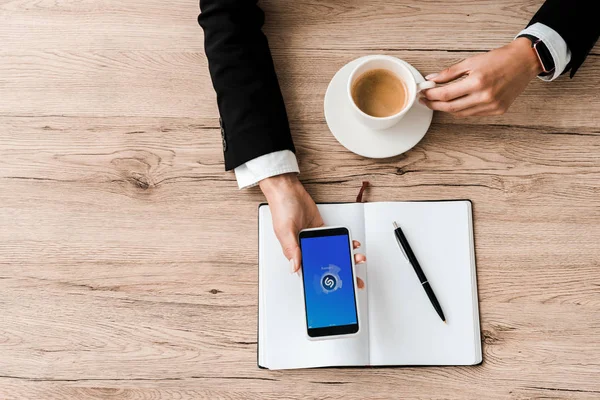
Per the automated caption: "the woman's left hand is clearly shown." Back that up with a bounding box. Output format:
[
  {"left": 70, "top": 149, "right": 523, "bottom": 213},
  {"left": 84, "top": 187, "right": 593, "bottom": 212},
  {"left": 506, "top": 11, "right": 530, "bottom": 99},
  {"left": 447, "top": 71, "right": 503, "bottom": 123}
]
[{"left": 420, "top": 37, "right": 544, "bottom": 118}]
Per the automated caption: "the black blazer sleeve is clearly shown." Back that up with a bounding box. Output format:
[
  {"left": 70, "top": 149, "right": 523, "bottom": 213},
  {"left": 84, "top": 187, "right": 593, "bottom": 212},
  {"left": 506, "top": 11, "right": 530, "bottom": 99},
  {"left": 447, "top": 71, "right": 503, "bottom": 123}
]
[
  {"left": 527, "top": 0, "right": 600, "bottom": 78},
  {"left": 198, "top": 0, "right": 294, "bottom": 171}
]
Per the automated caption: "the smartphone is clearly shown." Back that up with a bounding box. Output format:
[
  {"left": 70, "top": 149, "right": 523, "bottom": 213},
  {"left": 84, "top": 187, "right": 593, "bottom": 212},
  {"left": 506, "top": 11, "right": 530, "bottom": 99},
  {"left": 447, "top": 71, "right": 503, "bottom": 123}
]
[{"left": 298, "top": 226, "right": 360, "bottom": 339}]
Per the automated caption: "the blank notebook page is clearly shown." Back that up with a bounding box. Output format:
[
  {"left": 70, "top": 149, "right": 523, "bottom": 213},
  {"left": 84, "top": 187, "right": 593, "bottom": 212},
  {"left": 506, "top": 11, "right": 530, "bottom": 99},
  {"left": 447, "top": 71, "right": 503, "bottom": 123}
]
[
  {"left": 364, "top": 201, "right": 481, "bottom": 365},
  {"left": 258, "top": 203, "right": 370, "bottom": 370}
]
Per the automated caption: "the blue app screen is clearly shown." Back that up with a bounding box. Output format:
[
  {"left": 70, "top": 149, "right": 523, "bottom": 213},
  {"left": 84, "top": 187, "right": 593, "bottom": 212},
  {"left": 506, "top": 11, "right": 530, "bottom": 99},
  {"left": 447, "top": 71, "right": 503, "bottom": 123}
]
[{"left": 300, "top": 234, "right": 358, "bottom": 329}]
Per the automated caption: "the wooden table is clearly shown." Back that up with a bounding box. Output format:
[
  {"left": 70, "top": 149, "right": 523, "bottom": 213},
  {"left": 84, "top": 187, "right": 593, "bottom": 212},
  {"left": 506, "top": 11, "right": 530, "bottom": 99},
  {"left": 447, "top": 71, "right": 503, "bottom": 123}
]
[{"left": 1, "top": 1, "right": 599, "bottom": 398}]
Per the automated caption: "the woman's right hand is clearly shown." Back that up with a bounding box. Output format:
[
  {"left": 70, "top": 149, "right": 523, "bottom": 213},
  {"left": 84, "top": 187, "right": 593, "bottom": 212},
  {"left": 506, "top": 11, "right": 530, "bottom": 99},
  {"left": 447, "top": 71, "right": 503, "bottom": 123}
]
[{"left": 260, "top": 174, "right": 366, "bottom": 288}]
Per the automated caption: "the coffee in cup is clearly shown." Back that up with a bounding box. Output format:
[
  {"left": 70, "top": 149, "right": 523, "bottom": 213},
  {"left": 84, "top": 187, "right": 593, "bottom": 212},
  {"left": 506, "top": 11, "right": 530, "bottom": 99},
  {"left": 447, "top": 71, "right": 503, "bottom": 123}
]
[
  {"left": 347, "top": 56, "right": 436, "bottom": 130},
  {"left": 351, "top": 69, "right": 408, "bottom": 118}
]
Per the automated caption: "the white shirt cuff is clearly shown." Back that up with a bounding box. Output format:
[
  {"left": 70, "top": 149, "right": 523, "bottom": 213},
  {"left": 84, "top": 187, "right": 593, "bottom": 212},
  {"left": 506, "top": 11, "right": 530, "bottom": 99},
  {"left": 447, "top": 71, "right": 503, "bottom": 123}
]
[
  {"left": 234, "top": 150, "right": 300, "bottom": 189},
  {"left": 516, "top": 22, "right": 572, "bottom": 82}
]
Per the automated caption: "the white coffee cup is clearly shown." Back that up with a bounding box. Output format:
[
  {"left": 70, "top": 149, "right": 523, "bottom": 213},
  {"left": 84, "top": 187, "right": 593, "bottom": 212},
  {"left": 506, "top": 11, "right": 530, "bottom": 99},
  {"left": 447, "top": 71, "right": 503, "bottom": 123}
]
[{"left": 347, "top": 55, "right": 436, "bottom": 130}]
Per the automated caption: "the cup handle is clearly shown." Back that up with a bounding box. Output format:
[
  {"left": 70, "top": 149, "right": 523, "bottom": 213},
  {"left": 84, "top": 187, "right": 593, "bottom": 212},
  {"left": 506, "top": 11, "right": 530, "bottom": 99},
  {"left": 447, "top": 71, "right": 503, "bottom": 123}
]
[{"left": 417, "top": 80, "right": 436, "bottom": 92}]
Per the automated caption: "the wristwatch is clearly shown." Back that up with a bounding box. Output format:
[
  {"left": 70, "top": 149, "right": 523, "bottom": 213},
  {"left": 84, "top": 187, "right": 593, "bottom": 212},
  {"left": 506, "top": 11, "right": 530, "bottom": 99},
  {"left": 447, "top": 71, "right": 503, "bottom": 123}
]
[{"left": 517, "top": 34, "right": 555, "bottom": 76}]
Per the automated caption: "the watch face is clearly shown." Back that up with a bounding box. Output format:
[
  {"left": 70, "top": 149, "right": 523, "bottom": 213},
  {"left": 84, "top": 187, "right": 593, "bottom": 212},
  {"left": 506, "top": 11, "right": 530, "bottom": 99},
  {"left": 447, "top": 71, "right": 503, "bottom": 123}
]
[{"left": 533, "top": 40, "right": 555, "bottom": 74}]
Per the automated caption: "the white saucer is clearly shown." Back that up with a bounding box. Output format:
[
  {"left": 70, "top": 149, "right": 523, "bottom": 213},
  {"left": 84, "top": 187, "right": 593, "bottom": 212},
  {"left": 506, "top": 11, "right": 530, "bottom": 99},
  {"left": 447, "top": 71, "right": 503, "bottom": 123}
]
[{"left": 324, "top": 55, "right": 434, "bottom": 159}]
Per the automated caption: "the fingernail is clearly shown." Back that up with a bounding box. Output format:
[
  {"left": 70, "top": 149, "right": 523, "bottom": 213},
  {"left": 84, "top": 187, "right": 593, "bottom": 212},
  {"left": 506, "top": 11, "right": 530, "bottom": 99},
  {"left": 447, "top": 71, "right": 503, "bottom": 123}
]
[
  {"left": 289, "top": 258, "right": 296, "bottom": 274},
  {"left": 425, "top": 73, "right": 438, "bottom": 80}
]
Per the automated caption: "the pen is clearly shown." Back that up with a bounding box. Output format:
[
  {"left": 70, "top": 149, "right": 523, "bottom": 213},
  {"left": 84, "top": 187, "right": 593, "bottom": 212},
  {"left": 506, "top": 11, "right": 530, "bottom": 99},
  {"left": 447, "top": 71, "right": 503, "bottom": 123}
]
[{"left": 392, "top": 221, "right": 446, "bottom": 323}]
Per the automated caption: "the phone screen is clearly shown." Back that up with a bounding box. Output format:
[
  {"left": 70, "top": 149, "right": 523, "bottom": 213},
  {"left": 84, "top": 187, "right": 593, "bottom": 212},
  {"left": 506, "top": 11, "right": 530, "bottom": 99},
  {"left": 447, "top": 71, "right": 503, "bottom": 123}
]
[{"left": 299, "top": 227, "right": 359, "bottom": 338}]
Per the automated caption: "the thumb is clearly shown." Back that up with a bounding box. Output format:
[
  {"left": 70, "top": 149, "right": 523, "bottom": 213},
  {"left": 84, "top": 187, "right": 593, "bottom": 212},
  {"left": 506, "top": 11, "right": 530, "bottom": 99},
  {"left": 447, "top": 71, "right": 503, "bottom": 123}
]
[
  {"left": 279, "top": 228, "right": 302, "bottom": 274},
  {"left": 426, "top": 60, "right": 468, "bottom": 84}
]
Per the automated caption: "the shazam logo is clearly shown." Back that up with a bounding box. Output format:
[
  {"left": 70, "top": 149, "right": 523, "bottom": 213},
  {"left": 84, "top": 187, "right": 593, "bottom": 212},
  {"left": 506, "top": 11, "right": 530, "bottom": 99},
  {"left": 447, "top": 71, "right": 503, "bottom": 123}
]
[
  {"left": 315, "top": 264, "right": 343, "bottom": 294},
  {"left": 322, "top": 274, "right": 337, "bottom": 290}
]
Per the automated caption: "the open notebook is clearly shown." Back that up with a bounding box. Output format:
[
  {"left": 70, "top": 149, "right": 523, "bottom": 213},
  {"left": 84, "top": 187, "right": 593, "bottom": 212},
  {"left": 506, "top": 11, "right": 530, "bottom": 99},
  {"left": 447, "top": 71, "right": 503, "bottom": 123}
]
[{"left": 258, "top": 200, "right": 481, "bottom": 370}]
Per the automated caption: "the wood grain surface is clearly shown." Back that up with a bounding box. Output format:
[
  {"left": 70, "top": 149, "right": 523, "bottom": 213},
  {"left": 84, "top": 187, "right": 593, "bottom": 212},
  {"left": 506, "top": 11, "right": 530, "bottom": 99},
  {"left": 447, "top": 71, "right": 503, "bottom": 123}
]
[{"left": 1, "top": 0, "right": 599, "bottom": 399}]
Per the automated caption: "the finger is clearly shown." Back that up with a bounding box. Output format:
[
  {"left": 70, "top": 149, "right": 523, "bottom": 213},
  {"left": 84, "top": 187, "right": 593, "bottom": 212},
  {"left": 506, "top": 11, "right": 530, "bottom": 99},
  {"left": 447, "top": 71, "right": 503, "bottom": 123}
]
[
  {"left": 419, "top": 94, "right": 480, "bottom": 114},
  {"left": 425, "top": 60, "right": 468, "bottom": 84},
  {"left": 469, "top": 110, "right": 495, "bottom": 117},
  {"left": 452, "top": 104, "right": 493, "bottom": 118},
  {"left": 354, "top": 253, "right": 366, "bottom": 265},
  {"left": 422, "top": 77, "right": 477, "bottom": 102},
  {"left": 468, "top": 108, "right": 505, "bottom": 117},
  {"left": 357, "top": 277, "right": 365, "bottom": 289},
  {"left": 352, "top": 240, "right": 361, "bottom": 249},
  {"left": 277, "top": 228, "right": 302, "bottom": 273}
]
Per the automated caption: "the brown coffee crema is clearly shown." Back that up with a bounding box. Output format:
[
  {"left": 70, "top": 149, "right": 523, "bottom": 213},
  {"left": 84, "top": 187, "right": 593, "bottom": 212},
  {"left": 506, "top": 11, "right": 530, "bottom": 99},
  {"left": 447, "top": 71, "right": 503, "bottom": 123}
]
[{"left": 351, "top": 69, "right": 408, "bottom": 118}]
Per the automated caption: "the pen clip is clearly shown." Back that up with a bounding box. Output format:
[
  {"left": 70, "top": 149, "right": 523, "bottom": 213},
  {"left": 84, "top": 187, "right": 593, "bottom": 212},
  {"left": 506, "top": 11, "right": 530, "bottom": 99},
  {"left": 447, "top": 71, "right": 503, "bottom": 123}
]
[
  {"left": 393, "top": 222, "right": 409, "bottom": 262},
  {"left": 397, "top": 237, "right": 409, "bottom": 261}
]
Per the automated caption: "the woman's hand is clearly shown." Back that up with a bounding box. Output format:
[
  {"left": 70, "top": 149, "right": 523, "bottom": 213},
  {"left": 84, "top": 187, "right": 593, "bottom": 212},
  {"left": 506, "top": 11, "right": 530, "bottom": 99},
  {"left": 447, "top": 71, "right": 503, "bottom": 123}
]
[
  {"left": 260, "top": 174, "right": 367, "bottom": 288},
  {"left": 420, "top": 37, "right": 543, "bottom": 118}
]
